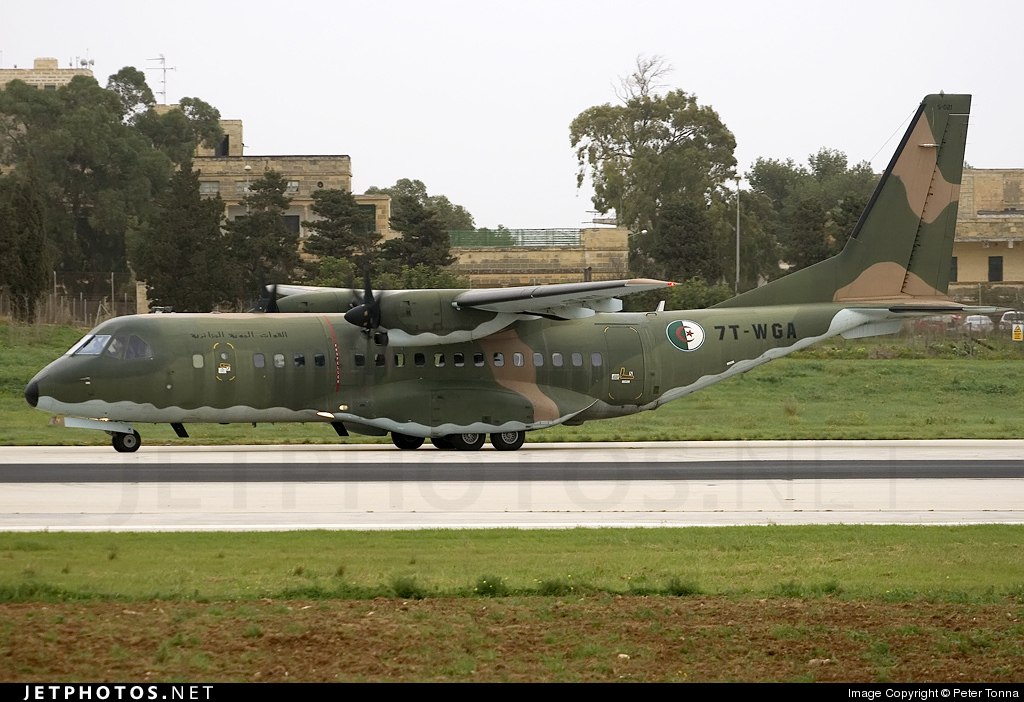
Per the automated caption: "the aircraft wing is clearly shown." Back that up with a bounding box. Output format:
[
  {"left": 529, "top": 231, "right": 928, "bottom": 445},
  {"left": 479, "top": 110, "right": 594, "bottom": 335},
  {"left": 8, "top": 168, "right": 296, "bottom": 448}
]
[{"left": 452, "top": 278, "right": 674, "bottom": 319}]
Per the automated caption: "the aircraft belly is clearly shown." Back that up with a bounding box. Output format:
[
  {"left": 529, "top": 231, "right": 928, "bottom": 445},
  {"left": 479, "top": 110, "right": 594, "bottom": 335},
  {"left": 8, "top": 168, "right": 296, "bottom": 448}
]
[
  {"left": 343, "top": 381, "right": 597, "bottom": 438},
  {"left": 36, "top": 396, "right": 322, "bottom": 424}
]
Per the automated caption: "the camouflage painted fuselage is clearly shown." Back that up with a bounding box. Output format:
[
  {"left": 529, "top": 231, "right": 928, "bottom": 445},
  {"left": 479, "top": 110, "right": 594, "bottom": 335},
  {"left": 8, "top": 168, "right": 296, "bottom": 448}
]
[{"left": 31, "top": 302, "right": 872, "bottom": 438}]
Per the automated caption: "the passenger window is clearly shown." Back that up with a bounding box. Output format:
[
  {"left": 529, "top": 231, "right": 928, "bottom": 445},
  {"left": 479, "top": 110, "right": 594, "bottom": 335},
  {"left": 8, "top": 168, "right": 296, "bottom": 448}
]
[
  {"left": 294, "top": 353, "right": 305, "bottom": 367},
  {"left": 193, "top": 354, "right": 205, "bottom": 369},
  {"left": 415, "top": 353, "right": 425, "bottom": 367},
  {"left": 454, "top": 353, "right": 465, "bottom": 367},
  {"left": 395, "top": 353, "right": 406, "bottom": 367},
  {"left": 375, "top": 354, "right": 385, "bottom": 367},
  {"left": 253, "top": 354, "right": 265, "bottom": 368},
  {"left": 591, "top": 352, "right": 603, "bottom": 367},
  {"left": 314, "top": 353, "right": 325, "bottom": 367},
  {"left": 493, "top": 352, "right": 504, "bottom": 367},
  {"left": 552, "top": 352, "right": 563, "bottom": 367},
  {"left": 533, "top": 352, "right": 544, "bottom": 367},
  {"left": 474, "top": 352, "right": 484, "bottom": 367},
  {"left": 354, "top": 354, "right": 365, "bottom": 367},
  {"left": 274, "top": 354, "right": 285, "bottom": 369},
  {"left": 434, "top": 353, "right": 445, "bottom": 367},
  {"left": 513, "top": 352, "right": 524, "bottom": 367},
  {"left": 572, "top": 352, "right": 583, "bottom": 367}
]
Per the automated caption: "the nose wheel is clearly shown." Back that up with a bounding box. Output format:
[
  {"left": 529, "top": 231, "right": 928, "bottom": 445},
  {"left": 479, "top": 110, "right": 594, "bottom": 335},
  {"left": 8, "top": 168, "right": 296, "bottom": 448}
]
[{"left": 112, "top": 430, "right": 141, "bottom": 453}]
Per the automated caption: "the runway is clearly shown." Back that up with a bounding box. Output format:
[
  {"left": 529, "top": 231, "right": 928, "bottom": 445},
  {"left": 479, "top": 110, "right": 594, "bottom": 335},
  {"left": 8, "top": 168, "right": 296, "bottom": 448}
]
[{"left": 1, "top": 440, "right": 1022, "bottom": 530}]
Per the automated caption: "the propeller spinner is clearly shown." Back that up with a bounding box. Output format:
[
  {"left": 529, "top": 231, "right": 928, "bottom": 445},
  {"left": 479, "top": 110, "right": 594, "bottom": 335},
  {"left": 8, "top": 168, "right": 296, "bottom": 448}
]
[{"left": 344, "top": 272, "right": 380, "bottom": 330}]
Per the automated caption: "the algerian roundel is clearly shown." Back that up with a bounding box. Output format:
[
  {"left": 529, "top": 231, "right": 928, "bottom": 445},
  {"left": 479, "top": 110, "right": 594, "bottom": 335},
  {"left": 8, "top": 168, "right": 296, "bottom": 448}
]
[{"left": 666, "top": 320, "right": 705, "bottom": 352}]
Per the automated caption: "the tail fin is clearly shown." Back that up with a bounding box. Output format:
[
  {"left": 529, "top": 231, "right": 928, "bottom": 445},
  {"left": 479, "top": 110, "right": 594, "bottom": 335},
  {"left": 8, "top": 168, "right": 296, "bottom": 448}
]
[{"left": 716, "top": 93, "right": 971, "bottom": 308}]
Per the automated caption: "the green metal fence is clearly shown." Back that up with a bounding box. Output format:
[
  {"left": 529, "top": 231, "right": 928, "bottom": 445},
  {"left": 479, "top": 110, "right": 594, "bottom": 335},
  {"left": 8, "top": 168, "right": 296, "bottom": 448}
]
[{"left": 448, "top": 229, "right": 582, "bottom": 247}]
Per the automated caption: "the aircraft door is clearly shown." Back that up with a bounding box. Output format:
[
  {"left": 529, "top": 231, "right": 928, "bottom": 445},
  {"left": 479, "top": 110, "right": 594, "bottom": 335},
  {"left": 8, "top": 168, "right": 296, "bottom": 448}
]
[
  {"left": 603, "top": 325, "right": 646, "bottom": 404},
  {"left": 209, "top": 341, "right": 238, "bottom": 407}
]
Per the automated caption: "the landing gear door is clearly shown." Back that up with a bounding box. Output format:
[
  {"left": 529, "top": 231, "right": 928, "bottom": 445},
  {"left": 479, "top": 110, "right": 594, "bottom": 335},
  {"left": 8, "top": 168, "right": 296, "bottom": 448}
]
[{"left": 603, "top": 325, "right": 646, "bottom": 404}]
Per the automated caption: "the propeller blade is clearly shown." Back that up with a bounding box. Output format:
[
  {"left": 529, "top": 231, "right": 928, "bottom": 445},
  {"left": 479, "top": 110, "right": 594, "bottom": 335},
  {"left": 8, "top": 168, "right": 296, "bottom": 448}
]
[
  {"left": 343, "top": 269, "right": 380, "bottom": 329},
  {"left": 266, "top": 284, "right": 279, "bottom": 314}
]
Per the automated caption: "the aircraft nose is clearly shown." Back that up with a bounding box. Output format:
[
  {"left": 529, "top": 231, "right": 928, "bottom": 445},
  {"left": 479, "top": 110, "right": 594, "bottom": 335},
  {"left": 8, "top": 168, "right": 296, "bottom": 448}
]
[{"left": 25, "top": 377, "right": 39, "bottom": 408}]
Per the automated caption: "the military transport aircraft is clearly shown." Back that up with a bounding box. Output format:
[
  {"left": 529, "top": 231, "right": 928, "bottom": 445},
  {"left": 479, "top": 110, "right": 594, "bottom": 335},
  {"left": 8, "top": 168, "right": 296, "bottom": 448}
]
[{"left": 26, "top": 94, "right": 983, "bottom": 452}]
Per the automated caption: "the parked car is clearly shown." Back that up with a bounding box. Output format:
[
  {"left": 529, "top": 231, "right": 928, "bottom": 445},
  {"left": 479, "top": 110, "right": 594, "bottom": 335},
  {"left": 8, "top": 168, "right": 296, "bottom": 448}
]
[
  {"left": 999, "top": 311, "right": 1024, "bottom": 330},
  {"left": 914, "top": 316, "right": 948, "bottom": 332},
  {"left": 962, "top": 315, "right": 994, "bottom": 334}
]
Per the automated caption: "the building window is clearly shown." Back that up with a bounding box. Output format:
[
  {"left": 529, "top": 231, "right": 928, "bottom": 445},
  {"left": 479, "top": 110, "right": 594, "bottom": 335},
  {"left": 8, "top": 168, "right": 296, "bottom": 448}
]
[
  {"left": 283, "top": 215, "right": 300, "bottom": 235},
  {"left": 286, "top": 181, "right": 300, "bottom": 194},
  {"left": 357, "top": 204, "right": 377, "bottom": 233},
  {"left": 235, "top": 181, "right": 251, "bottom": 194},
  {"left": 949, "top": 257, "right": 957, "bottom": 283},
  {"left": 199, "top": 181, "right": 220, "bottom": 195},
  {"left": 989, "top": 256, "right": 1003, "bottom": 282}
]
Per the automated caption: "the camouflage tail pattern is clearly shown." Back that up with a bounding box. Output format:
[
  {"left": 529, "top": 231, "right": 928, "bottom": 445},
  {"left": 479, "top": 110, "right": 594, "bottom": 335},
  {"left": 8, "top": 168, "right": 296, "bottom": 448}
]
[{"left": 716, "top": 93, "right": 971, "bottom": 309}]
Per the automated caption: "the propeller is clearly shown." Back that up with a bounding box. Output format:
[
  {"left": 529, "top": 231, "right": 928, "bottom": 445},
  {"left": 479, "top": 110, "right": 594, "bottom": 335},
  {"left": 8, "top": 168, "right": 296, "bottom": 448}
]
[
  {"left": 250, "top": 283, "right": 279, "bottom": 313},
  {"left": 344, "top": 269, "right": 380, "bottom": 330}
]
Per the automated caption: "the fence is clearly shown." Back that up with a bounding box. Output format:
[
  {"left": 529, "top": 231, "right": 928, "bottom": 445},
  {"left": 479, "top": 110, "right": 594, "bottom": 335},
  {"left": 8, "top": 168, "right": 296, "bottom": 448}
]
[
  {"left": 448, "top": 229, "right": 582, "bottom": 247},
  {"left": 1, "top": 272, "right": 138, "bottom": 326}
]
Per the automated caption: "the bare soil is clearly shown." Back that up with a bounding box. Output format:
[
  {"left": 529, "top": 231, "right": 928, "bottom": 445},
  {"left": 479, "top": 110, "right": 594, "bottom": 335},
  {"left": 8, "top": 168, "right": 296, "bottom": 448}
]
[{"left": 0, "top": 597, "right": 1021, "bottom": 682}]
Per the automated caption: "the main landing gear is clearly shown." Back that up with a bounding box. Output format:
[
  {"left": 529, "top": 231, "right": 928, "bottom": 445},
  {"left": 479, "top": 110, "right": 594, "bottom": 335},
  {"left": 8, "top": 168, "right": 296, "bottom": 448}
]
[
  {"left": 111, "top": 430, "right": 141, "bottom": 453},
  {"left": 392, "top": 431, "right": 526, "bottom": 451}
]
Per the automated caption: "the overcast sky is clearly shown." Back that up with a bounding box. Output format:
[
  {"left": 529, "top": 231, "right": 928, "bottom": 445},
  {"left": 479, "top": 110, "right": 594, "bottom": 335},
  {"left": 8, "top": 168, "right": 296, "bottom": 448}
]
[{"left": 3, "top": 0, "right": 1020, "bottom": 228}]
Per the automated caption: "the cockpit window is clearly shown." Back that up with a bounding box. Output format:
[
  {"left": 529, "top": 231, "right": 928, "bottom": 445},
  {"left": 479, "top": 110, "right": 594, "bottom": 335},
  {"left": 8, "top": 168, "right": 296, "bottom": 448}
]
[
  {"left": 106, "top": 335, "right": 128, "bottom": 359},
  {"left": 71, "top": 335, "right": 111, "bottom": 356},
  {"left": 125, "top": 335, "right": 152, "bottom": 359},
  {"left": 70, "top": 334, "right": 151, "bottom": 359}
]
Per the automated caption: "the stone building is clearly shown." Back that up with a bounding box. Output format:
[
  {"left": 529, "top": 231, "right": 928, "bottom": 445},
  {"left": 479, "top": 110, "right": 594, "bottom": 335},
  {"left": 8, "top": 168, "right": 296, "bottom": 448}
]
[
  {"left": 0, "top": 57, "right": 93, "bottom": 90},
  {"left": 448, "top": 228, "right": 629, "bottom": 286},
  {"left": 190, "top": 117, "right": 392, "bottom": 241},
  {"left": 951, "top": 169, "right": 1024, "bottom": 295}
]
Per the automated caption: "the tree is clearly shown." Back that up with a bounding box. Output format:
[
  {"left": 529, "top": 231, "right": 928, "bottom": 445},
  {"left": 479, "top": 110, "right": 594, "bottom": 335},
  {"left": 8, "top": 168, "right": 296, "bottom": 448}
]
[
  {"left": 224, "top": 170, "right": 301, "bottom": 300},
  {"left": 380, "top": 192, "right": 456, "bottom": 269},
  {"left": 302, "top": 188, "right": 378, "bottom": 275},
  {"left": 0, "top": 167, "right": 49, "bottom": 321},
  {"left": 366, "top": 178, "right": 475, "bottom": 231},
  {"left": 748, "top": 148, "right": 877, "bottom": 272},
  {"left": 129, "top": 168, "right": 232, "bottom": 312},
  {"left": 786, "top": 198, "right": 833, "bottom": 271},
  {"left": 635, "top": 200, "right": 720, "bottom": 283},
  {"left": 570, "top": 56, "right": 737, "bottom": 235},
  {"left": 106, "top": 67, "right": 155, "bottom": 124}
]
